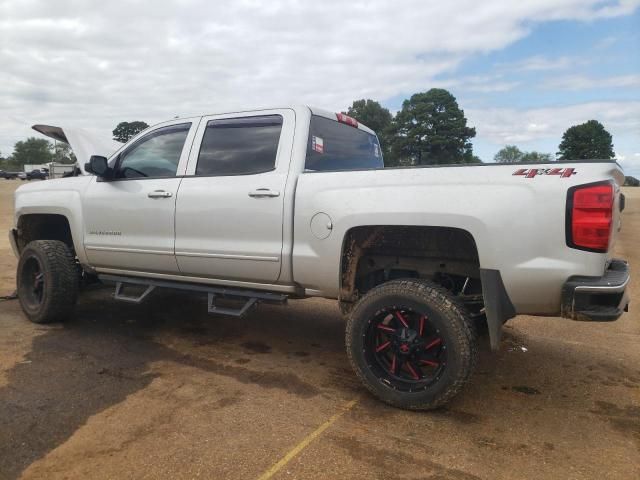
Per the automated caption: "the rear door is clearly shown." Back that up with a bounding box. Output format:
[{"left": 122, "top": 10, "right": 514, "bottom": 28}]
[{"left": 174, "top": 109, "right": 294, "bottom": 283}]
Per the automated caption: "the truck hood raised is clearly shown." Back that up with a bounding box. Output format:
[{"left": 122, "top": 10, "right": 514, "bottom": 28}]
[{"left": 32, "top": 124, "right": 121, "bottom": 175}]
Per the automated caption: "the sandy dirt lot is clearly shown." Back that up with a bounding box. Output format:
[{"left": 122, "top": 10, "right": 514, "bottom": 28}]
[{"left": 0, "top": 180, "right": 638, "bottom": 480}]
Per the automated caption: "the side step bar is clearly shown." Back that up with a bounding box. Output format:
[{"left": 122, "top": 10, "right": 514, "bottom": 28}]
[{"left": 99, "top": 274, "right": 288, "bottom": 318}]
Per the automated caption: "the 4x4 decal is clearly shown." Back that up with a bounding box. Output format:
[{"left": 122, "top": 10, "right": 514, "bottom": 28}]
[{"left": 513, "top": 167, "right": 576, "bottom": 178}]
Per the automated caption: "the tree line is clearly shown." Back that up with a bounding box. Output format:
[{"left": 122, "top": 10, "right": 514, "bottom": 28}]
[
  {"left": 0, "top": 92, "right": 618, "bottom": 170},
  {"left": 345, "top": 90, "right": 615, "bottom": 166},
  {"left": 0, "top": 140, "right": 76, "bottom": 171},
  {"left": 0, "top": 121, "right": 149, "bottom": 171}
]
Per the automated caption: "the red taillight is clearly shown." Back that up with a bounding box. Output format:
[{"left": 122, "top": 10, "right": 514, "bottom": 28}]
[
  {"left": 568, "top": 183, "right": 614, "bottom": 252},
  {"left": 336, "top": 113, "right": 358, "bottom": 128}
]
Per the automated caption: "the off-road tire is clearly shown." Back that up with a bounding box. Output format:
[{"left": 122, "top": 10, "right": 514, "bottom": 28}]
[
  {"left": 17, "top": 240, "right": 78, "bottom": 323},
  {"left": 346, "top": 279, "right": 477, "bottom": 410}
]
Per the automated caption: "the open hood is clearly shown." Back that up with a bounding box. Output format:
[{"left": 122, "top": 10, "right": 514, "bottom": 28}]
[{"left": 32, "top": 124, "right": 121, "bottom": 175}]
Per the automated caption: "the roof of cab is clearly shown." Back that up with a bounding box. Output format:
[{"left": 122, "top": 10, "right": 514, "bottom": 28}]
[
  {"left": 307, "top": 106, "right": 375, "bottom": 135},
  {"left": 197, "top": 105, "right": 375, "bottom": 135}
]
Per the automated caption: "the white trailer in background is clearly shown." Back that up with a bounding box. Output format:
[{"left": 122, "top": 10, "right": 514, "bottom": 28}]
[
  {"left": 22, "top": 162, "right": 76, "bottom": 179},
  {"left": 23, "top": 164, "right": 49, "bottom": 172},
  {"left": 48, "top": 163, "right": 75, "bottom": 178}
]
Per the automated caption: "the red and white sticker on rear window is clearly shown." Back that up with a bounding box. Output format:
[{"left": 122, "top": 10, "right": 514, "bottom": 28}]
[
  {"left": 513, "top": 167, "right": 576, "bottom": 178},
  {"left": 312, "top": 136, "right": 324, "bottom": 154}
]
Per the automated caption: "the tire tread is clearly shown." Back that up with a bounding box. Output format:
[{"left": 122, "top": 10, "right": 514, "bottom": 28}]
[
  {"left": 345, "top": 279, "right": 478, "bottom": 410},
  {"left": 17, "top": 240, "right": 78, "bottom": 323}
]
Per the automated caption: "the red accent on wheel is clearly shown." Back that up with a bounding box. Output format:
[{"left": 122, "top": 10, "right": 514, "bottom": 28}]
[
  {"left": 406, "top": 362, "right": 420, "bottom": 380},
  {"left": 424, "top": 338, "right": 442, "bottom": 350},
  {"left": 420, "top": 359, "right": 439, "bottom": 367},
  {"left": 377, "top": 324, "right": 396, "bottom": 333},
  {"left": 364, "top": 306, "right": 448, "bottom": 391},
  {"left": 395, "top": 311, "right": 409, "bottom": 327}
]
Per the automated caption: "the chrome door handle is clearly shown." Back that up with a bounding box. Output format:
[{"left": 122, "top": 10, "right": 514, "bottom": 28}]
[
  {"left": 148, "top": 190, "right": 173, "bottom": 198},
  {"left": 248, "top": 188, "right": 280, "bottom": 198}
]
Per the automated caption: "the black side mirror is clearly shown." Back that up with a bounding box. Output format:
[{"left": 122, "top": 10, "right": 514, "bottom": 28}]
[{"left": 85, "top": 155, "right": 110, "bottom": 178}]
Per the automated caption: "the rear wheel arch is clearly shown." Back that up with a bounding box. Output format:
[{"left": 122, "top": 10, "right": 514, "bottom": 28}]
[{"left": 338, "top": 225, "right": 482, "bottom": 302}]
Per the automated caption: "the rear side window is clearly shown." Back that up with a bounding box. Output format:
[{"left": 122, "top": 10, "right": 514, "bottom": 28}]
[
  {"left": 305, "top": 115, "right": 383, "bottom": 171},
  {"left": 196, "top": 115, "right": 283, "bottom": 176}
]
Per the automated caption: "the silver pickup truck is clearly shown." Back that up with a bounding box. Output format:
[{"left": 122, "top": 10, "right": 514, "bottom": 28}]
[{"left": 10, "top": 105, "right": 630, "bottom": 410}]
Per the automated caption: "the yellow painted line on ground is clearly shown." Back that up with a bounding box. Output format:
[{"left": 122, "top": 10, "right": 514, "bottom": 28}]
[{"left": 257, "top": 398, "right": 359, "bottom": 480}]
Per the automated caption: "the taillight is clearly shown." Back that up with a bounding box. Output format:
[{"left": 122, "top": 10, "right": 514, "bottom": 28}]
[
  {"left": 336, "top": 113, "right": 358, "bottom": 128},
  {"left": 567, "top": 182, "right": 614, "bottom": 252}
]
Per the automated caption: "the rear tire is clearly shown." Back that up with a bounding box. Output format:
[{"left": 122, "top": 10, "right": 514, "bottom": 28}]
[
  {"left": 17, "top": 240, "right": 79, "bottom": 323},
  {"left": 346, "top": 279, "right": 477, "bottom": 410}
]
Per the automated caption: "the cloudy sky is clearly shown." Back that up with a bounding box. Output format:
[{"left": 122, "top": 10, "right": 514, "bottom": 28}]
[{"left": 1, "top": 0, "right": 639, "bottom": 174}]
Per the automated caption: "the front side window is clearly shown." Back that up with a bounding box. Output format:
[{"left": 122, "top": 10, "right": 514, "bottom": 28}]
[
  {"left": 305, "top": 115, "right": 383, "bottom": 171},
  {"left": 195, "top": 115, "right": 283, "bottom": 176},
  {"left": 115, "top": 124, "right": 191, "bottom": 179}
]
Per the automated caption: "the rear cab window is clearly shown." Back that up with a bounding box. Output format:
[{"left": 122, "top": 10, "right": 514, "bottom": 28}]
[{"left": 305, "top": 115, "right": 383, "bottom": 172}]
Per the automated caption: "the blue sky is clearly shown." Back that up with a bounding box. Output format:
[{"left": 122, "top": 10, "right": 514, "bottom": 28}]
[
  {"left": 387, "top": 10, "right": 640, "bottom": 174},
  {"left": 1, "top": 1, "right": 639, "bottom": 175}
]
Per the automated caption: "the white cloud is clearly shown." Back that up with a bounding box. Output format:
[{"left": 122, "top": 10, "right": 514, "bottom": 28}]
[
  {"left": 543, "top": 74, "right": 640, "bottom": 90},
  {"left": 435, "top": 75, "right": 520, "bottom": 93},
  {"left": 0, "top": 0, "right": 639, "bottom": 155},
  {"left": 617, "top": 154, "right": 640, "bottom": 177},
  {"left": 467, "top": 101, "right": 640, "bottom": 145},
  {"left": 510, "top": 55, "right": 578, "bottom": 71}
]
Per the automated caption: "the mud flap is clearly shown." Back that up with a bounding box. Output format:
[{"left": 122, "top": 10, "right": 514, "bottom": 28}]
[{"left": 480, "top": 269, "right": 516, "bottom": 351}]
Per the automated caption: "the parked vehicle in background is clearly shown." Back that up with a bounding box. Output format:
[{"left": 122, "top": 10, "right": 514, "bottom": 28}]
[
  {"left": 17, "top": 170, "right": 47, "bottom": 180},
  {"left": 25, "top": 169, "right": 48, "bottom": 180},
  {"left": 9, "top": 106, "right": 630, "bottom": 410},
  {"left": 0, "top": 170, "right": 20, "bottom": 180}
]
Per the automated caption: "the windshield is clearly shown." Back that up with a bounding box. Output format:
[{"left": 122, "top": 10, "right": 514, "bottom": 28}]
[{"left": 305, "top": 115, "right": 383, "bottom": 171}]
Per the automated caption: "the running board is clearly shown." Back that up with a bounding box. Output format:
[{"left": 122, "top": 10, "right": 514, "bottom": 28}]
[{"left": 99, "top": 274, "right": 287, "bottom": 318}]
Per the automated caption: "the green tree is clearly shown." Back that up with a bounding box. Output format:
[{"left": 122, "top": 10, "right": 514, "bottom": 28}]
[
  {"left": 495, "top": 145, "right": 554, "bottom": 163},
  {"left": 345, "top": 99, "right": 395, "bottom": 164},
  {"left": 52, "top": 142, "right": 77, "bottom": 164},
  {"left": 521, "top": 151, "right": 554, "bottom": 163},
  {"left": 390, "top": 89, "right": 476, "bottom": 165},
  {"left": 112, "top": 121, "right": 149, "bottom": 143},
  {"left": 494, "top": 145, "right": 523, "bottom": 163},
  {"left": 557, "top": 120, "right": 614, "bottom": 160},
  {"left": 9, "top": 137, "right": 53, "bottom": 168}
]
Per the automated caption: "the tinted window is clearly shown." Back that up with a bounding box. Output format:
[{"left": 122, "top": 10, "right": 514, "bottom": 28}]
[
  {"left": 115, "top": 124, "right": 190, "bottom": 179},
  {"left": 196, "top": 115, "right": 282, "bottom": 176},
  {"left": 305, "top": 115, "right": 383, "bottom": 171}
]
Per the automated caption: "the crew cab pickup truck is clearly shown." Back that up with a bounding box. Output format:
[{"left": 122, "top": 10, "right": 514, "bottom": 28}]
[{"left": 10, "top": 106, "right": 630, "bottom": 410}]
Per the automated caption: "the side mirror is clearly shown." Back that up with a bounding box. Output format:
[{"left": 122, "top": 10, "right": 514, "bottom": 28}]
[{"left": 85, "top": 155, "right": 110, "bottom": 178}]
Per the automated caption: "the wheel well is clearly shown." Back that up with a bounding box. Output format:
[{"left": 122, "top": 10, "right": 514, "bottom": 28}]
[
  {"left": 16, "top": 214, "right": 75, "bottom": 254},
  {"left": 340, "top": 226, "right": 481, "bottom": 306}
]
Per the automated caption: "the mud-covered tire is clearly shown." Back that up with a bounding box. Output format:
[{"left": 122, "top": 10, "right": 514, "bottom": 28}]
[
  {"left": 17, "top": 240, "right": 78, "bottom": 323},
  {"left": 346, "top": 279, "right": 477, "bottom": 410}
]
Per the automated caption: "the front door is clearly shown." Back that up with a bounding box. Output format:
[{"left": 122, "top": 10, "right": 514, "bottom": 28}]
[
  {"left": 174, "top": 110, "right": 294, "bottom": 284},
  {"left": 82, "top": 120, "right": 198, "bottom": 274}
]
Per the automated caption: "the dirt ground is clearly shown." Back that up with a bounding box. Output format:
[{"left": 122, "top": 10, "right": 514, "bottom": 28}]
[{"left": 0, "top": 179, "right": 638, "bottom": 480}]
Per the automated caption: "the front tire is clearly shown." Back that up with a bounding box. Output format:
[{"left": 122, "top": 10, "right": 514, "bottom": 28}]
[
  {"left": 17, "top": 240, "right": 79, "bottom": 323},
  {"left": 346, "top": 279, "right": 477, "bottom": 410}
]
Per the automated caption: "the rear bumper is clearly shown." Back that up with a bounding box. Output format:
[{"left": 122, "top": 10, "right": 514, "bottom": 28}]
[{"left": 561, "top": 259, "right": 630, "bottom": 321}]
